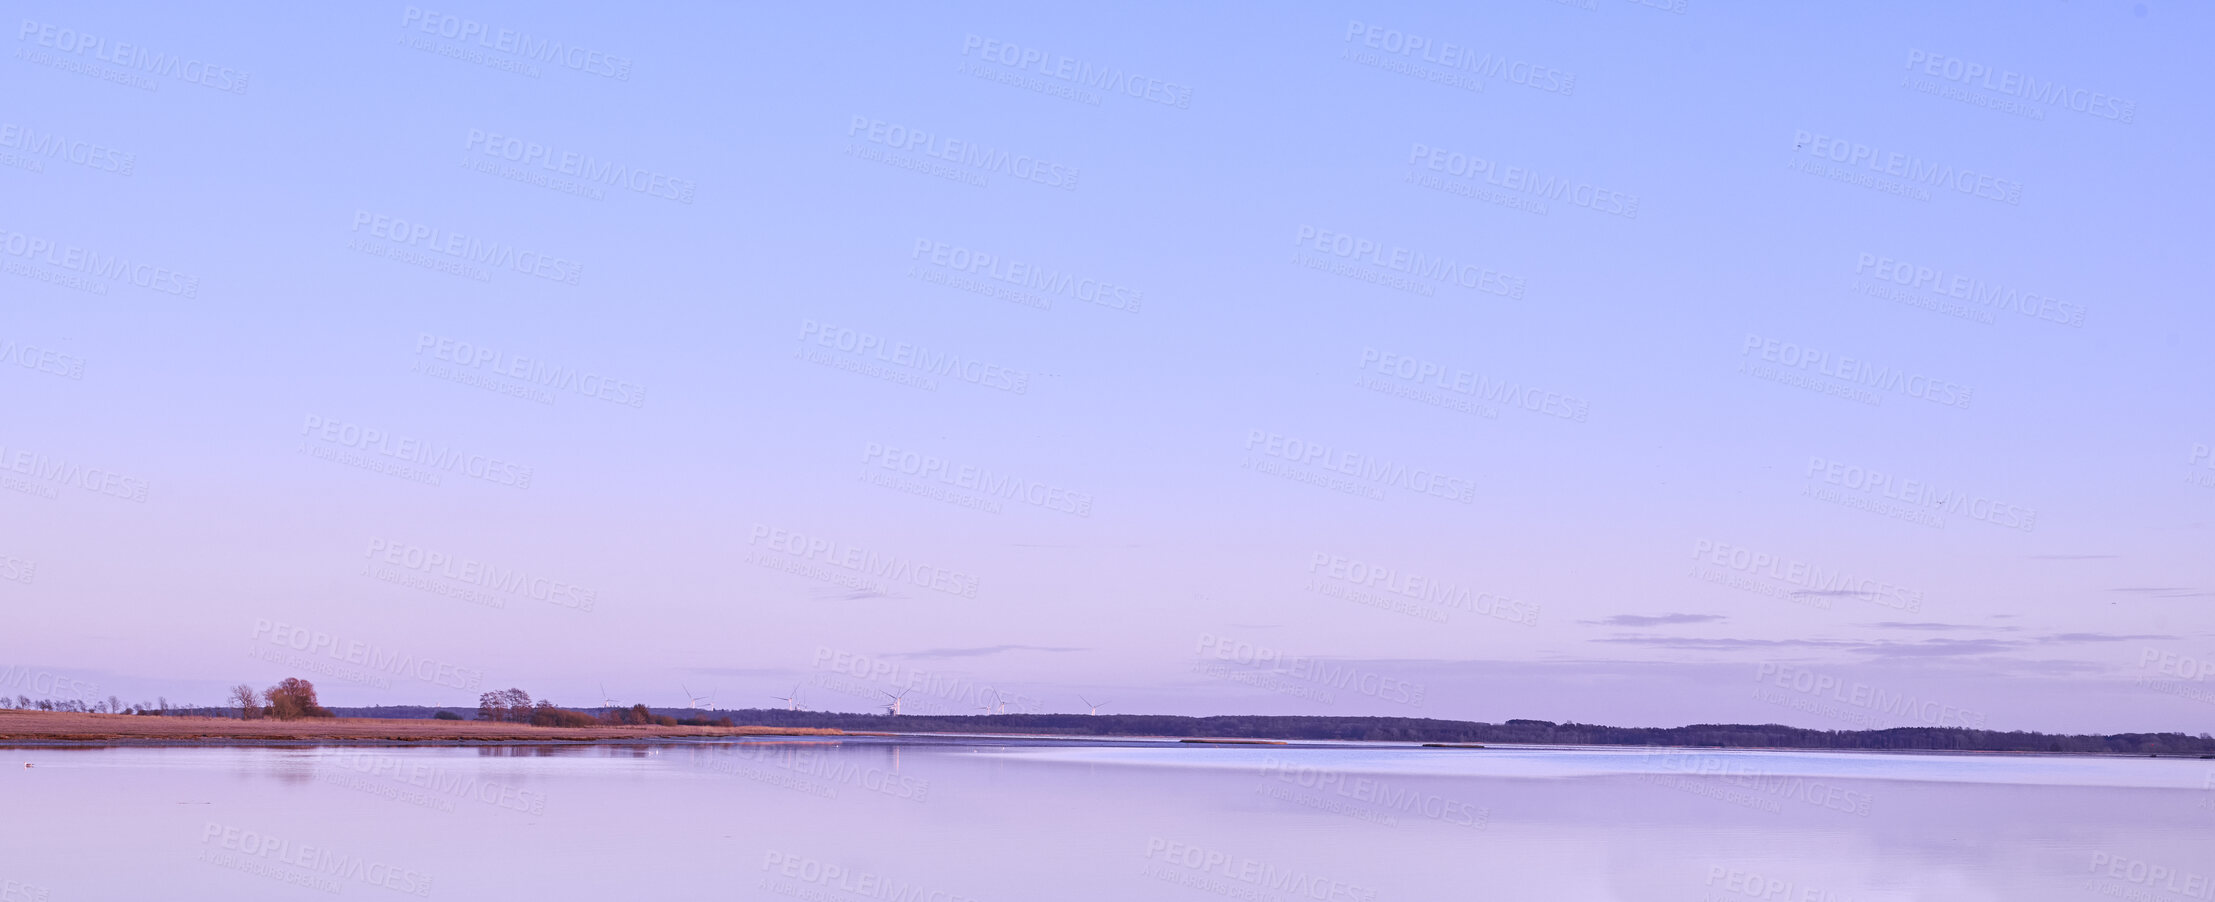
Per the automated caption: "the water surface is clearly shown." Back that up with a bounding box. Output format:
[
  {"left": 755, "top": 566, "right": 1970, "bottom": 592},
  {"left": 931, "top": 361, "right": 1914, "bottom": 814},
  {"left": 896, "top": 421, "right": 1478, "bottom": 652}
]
[{"left": 3, "top": 738, "right": 2209, "bottom": 900}]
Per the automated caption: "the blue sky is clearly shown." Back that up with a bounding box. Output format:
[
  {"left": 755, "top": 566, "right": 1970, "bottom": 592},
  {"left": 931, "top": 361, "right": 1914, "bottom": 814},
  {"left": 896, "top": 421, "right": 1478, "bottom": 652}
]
[{"left": 4, "top": 0, "right": 2210, "bottom": 732}]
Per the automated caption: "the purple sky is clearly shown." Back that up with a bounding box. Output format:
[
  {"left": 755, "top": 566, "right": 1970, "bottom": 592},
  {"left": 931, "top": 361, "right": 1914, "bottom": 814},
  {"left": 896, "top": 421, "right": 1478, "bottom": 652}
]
[{"left": 3, "top": 0, "right": 2211, "bottom": 734}]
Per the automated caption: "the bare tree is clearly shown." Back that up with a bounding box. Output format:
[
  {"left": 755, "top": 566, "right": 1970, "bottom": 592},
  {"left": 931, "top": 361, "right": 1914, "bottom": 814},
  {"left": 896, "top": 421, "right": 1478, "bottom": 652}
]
[
  {"left": 230, "top": 683, "right": 261, "bottom": 720},
  {"left": 501, "top": 688, "right": 532, "bottom": 721}
]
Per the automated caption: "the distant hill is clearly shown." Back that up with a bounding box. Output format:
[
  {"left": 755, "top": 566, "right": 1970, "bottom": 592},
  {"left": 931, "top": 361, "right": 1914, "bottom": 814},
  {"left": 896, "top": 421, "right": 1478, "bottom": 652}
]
[{"left": 322, "top": 706, "right": 2215, "bottom": 755}]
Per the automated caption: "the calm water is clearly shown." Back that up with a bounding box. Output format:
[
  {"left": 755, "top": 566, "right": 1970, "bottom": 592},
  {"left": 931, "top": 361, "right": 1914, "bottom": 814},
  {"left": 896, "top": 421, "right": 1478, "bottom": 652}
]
[{"left": 4, "top": 737, "right": 2211, "bottom": 900}]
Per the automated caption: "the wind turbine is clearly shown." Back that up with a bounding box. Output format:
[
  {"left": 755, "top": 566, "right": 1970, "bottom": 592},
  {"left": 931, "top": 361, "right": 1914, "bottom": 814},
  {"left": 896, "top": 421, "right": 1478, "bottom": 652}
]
[
  {"left": 682, "top": 684, "right": 714, "bottom": 710},
  {"left": 598, "top": 682, "right": 620, "bottom": 711},
  {"left": 881, "top": 690, "right": 908, "bottom": 716},
  {"left": 1079, "top": 696, "right": 1108, "bottom": 716},
  {"left": 771, "top": 686, "right": 802, "bottom": 711}
]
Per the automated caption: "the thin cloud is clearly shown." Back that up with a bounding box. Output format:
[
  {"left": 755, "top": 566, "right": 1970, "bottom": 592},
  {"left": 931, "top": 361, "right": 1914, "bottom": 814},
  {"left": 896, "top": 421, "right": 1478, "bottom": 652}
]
[
  {"left": 1596, "top": 637, "right": 1862, "bottom": 650},
  {"left": 1863, "top": 622, "right": 2016, "bottom": 632},
  {"left": 2036, "top": 632, "right": 2175, "bottom": 643},
  {"left": 1597, "top": 636, "right": 2021, "bottom": 657},
  {"left": 1860, "top": 638, "right": 2023, "bottom": 657},
  {"left": 1583, "top": 614, "right": 1727, "bottom": 627},
  {"left": 898, "top": 644, "right": 1088, "bottom": 659},
  {"left": 812, "top": 587, "right": 897, "bottom": 601}
]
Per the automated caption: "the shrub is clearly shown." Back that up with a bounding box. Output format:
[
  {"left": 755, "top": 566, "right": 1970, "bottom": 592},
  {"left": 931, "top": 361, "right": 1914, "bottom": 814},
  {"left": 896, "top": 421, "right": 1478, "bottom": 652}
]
[
  {"left": 262, "top": 678, "right": 333, "bottom": 720},
  {"left": 528, "top": 706, "right": 600, "bottom": 729}
]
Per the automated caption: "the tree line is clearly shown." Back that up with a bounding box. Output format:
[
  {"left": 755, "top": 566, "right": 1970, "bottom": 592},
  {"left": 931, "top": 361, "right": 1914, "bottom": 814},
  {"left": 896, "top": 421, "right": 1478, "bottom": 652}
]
[
  {"left": 470, "top": 688, "right": 732, "bottom": 728},
  {"left": 1, "top": 694, "right": 177, "bottom": 715},
  {"left": 648, "top": 710, "right": 2215, "bottom": 755}
]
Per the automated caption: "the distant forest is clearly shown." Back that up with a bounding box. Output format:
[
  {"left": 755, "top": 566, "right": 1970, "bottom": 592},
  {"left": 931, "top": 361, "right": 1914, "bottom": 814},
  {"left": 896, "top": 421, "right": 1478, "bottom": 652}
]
[{"left": 316, "top": 707, "right": 2215, "bottom": 755}]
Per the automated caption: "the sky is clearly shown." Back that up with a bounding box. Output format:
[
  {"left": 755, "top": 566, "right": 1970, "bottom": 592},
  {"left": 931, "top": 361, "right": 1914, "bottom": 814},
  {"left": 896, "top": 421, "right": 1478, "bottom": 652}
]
[{"left": 3, "top": 0, "right": 2210, "bottom": 734}]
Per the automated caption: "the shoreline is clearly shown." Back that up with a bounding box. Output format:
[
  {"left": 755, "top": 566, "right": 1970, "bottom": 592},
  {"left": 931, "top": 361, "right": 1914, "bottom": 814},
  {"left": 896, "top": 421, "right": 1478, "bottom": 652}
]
[
  {"left": 0, "top": 710, "right": 840, "bottom": 745},
  {"left": 3, "top": 714, "right": 2208, "bottom": 759}
]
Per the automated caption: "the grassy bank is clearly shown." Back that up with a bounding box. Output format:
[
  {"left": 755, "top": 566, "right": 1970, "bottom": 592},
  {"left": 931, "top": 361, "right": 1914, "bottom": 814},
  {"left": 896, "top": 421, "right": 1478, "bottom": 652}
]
[{"left": 0, "top": 710, "right": 840, "bottom": 744}]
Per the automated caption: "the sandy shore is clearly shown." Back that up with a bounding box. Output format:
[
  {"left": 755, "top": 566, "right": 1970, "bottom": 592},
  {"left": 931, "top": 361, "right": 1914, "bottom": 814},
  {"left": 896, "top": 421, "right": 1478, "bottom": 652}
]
[{"left": 0, "top": 710, "right": 840, "bottom": 744}]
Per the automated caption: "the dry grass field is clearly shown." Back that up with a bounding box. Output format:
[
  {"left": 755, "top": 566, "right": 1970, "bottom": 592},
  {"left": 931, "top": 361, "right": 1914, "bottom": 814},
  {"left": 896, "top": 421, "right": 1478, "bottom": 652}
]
[{"left": 0, "top": 710, "right": 840, "bottom": 743}]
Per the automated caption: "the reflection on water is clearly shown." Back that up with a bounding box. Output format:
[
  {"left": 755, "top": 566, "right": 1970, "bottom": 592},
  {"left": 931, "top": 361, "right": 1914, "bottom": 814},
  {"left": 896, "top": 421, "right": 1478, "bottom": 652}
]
[{"left": 3, "top": 738, "right": 2210, "bottom": 900}]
